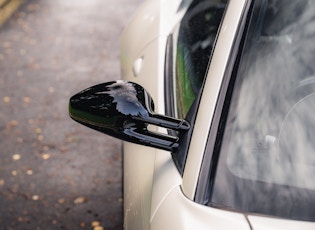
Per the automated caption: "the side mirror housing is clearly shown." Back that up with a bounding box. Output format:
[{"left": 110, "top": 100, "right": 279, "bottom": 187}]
[{"left": 69, "top": 80, "right": 190, "bottom": 151}]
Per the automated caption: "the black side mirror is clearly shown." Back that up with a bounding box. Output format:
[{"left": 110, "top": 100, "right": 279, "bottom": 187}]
[{"left": 69, "top": 80, "right": 190, "bottom": 151}]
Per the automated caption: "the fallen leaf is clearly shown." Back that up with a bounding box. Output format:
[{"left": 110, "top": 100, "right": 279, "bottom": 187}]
[
  {"left": 3, "top": 97, "right": 10, "bottom": 103},
  {"left": 23, "top": 97, "right": 30, "bottom": 103},
  {"left": 58, "top": 198, "right": 65, "bottom": 204},
  {"left": 12, "top": 154, "right": 21, "bottom": 160},
  {"left": 91, "top": 221, "right": 100, "bottom": 227},
  {"left": 41, "top": 153, "right": 50, "bottom": 160},
  {"left": 34, "top": 128, "right": 42, "bottom": 133},
  {"left": 73, "top": 196, "right": 88, "bottom": 204},
  {"left": 26, "top": 169, "right": 33, "bottom": 175},
  {"left": 32, "top": 195, "right": 39, "bottom": 200},
  {"left": 7, "top": 120, "right": 18, "bottom": 128}
]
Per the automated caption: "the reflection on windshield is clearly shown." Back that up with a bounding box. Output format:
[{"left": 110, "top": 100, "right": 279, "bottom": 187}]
[{"left": 211, "top": 0, "right": 315, "bottom": 221}]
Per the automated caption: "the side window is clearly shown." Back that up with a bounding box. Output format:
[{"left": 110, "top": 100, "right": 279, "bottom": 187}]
[
  {"left": 175, "top": 0, "right": 227, "bottom": 119},
  {"left": 166, "top": 0, "right": 228, "bottom": 173}
]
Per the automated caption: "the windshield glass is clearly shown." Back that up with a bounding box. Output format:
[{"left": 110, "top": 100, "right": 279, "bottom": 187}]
[{"left": 211, "top": 0, "right": 315, "bottom": 221}]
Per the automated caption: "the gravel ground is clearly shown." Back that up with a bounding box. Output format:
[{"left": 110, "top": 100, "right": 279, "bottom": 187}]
[{"left": 0, "top": 0, "right": 142, "bottom": 229}]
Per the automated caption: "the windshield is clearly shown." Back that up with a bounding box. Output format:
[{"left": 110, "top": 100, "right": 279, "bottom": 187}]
[{"left": 211, "top": 0, "right": 315, "bottom": 221}]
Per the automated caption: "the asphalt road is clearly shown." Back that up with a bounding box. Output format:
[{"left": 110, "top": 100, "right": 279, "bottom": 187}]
[{"left": 0, "top": 0, "right": 142, "bottom": 229}]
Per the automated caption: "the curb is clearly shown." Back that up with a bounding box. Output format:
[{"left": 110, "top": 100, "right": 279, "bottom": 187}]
[{"left": 0, "top": 0, "right": 24, "bottom": 27}]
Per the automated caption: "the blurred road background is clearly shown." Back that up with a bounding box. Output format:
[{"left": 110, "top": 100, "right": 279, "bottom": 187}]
[{"left": 0, "top": 0, "right": 142, "bottom": 229}]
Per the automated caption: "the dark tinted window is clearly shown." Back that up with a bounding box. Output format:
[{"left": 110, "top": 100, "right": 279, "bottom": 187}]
[
  {"left": 174, "top": 0, "right": 227, "bottom": 119},
  {"left": 168, "top": 0, "right": 227, "bottom": 172}
]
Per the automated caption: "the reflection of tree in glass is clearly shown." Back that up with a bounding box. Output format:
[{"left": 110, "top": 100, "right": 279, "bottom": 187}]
[
  {"left": 212, "top": 0, "right": 315, "bottom": 222},
  {"left": 227, "top": 0, "right": 315, "bottom": 188},
  {"left": 175, "top": 0, "right": 227, "bottom": 118}
]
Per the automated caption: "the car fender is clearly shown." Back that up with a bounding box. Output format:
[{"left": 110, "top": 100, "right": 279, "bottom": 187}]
[{"left": 150, "top": 185, "right": 250, "bottom": 230}]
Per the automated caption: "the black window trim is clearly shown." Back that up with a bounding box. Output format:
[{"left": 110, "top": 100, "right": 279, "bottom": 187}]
[
  {"left": 164, "top": 0, "right": 231, "bottom": 175},
  {"left": 164, "top": 32, "right": 202, "bottom": 174},
  {"left": 164, "top": 34, "right": 176, "bottom": 119}
]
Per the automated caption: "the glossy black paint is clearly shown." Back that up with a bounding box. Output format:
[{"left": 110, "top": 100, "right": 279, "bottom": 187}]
[{"left": 69, "top": 81, "right": 190, "bottom": 151}]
